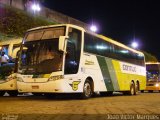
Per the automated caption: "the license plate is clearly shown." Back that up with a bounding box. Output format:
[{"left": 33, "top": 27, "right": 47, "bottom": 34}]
[{"left": 32, "top": 85, "right": 39, "bottom": 89}]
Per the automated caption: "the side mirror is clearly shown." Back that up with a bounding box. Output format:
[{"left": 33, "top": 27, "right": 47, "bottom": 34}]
[{"left": 59, "top": 36, "right": 67, "bottom": 52}]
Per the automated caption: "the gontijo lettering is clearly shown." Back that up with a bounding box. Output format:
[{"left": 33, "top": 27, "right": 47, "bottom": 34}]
[{"left": 123, "top": 64, "right": 136, "bottom": 72}]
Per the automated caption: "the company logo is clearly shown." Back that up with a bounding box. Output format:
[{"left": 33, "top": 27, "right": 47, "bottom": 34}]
[
  {"left": 69, "top": 81, "right": 81, "bottom": 91},
  {"left": 120, "top": 62, "right": 146, "bottom": 76},
  {"left": 85, "top": 60, "right": 94, "bottom": 65},
  {"left": 122, "top": 64, "right": 136, "bottom": 72}
]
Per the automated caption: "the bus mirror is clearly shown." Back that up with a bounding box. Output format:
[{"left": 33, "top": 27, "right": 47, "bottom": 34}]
[{"left": 59, "top": 36, "right": 66, "bottom": 52}]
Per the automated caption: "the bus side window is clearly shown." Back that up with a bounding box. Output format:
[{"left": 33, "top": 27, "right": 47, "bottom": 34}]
[
  {"left": 65, "top": 41, "right": 77, "bottom": 74},
  {"left": 64, "top": 28, "right": 82, "bottom": 74}
]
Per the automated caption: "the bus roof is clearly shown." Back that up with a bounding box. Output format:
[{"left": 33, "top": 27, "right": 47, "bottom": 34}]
[
  {"left": 26, "top": 24, "right": 144, "bottom": 56},
  {"left": 85, "top": 28, "right": 143, "bottom": 55},
  {"left": 97, "top": 34, "right": 143, "bottom": 55},
  {"left": 27, "top": 24, "right": 84, "bottom": 32}
]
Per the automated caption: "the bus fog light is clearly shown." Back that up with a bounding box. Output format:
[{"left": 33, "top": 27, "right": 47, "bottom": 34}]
[{"left": 48, "top": 75, "right": 63, "bottom": 81}]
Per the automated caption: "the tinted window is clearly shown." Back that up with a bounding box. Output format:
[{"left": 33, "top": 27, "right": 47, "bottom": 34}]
[
  {"left": 84, "top": 33, "right": 144, "bottom": 66},
  {"left": 65, "top": 28, "right": 82, "bottom": 74}
]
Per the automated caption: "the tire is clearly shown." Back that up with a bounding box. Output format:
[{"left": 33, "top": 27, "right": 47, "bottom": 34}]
[
  {"left": 135, "top": 82, "right": 139, "bottom": 95},
  {"left": 141, "top": 90, "right": 144, "bottom": 93},
  {"left": 0, "top": 91, "right": 5, "bottom": 96},
  {"left": 7, "top": 91, "right": 18, "bottom": 97},
  {"left": 130, "top": 82, "right": 136, "bottom": 95},
  {"left": 81, "top": 80, "right": 93, "bottom": 99},
  {"left": 100, "top": 91, "right": 113, "bottom": 96},
  {"left": 123, "top": 82, "right": 135, "bottom": 96}
]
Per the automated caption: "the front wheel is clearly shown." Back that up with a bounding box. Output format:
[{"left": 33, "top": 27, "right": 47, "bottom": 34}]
[
  {"left": 81, "top": 80, "right": 93, "bottom": 99},
  {"left": 0, "top": 91, "right": 5, "bottom": 96}
]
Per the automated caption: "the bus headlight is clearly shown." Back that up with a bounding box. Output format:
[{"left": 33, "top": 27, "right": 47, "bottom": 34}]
[
  {"left": 155, "top": 83, "right": 159, "bottom": 87},
  {"left": 48, "top": 75, "right": 63, "bottom": 81}
]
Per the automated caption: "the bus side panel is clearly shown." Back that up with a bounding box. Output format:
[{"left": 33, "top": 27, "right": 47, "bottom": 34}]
[
  {"left": 84, "top": 54, "right": 146, "bottom": 92},
  {"left": 82, "top": 54, "right": 108, "bottom": 92},
  {"left": 96, "top": 56, "right": 114, "bottom": 91},
  {"left": 96, "top": 56, "right": 120, "bottom": 91},
  {"left": 112, "top": 60, "right": 130, "bottom": 91},
  {"left": 112, "top": 60, "right": 146, "bottom": 91}
]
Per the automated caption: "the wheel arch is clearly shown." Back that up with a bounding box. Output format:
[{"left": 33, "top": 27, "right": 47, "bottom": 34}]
[
  {"left": 136, "top": 80, "right": 140, "bottom": 91},
  {"left": 131, "top": 80, "right": 135, "bottom": 86},
  {"left": 85, "top": 76, "right": 94, "bottom": 92}
]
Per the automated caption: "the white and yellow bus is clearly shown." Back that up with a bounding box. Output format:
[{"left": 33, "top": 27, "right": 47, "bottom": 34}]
[
  {"left": 0, "top": 38, "right": 21, "bottom": 96},
  {"left": 17, "top": 24, "right": 146, "bottom": 98}
]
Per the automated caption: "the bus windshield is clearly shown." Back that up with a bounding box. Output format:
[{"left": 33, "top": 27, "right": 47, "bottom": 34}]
[
  {"left": 19, "top": 27, "right": 65, "bottom": 74},
  {"left": 146, "top": 63, "right": 160, "bottom": 82}
]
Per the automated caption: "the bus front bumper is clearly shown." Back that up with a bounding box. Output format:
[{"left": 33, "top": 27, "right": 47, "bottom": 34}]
[{"left": 17, "top": 80, "right": 82, "bottom": 93}]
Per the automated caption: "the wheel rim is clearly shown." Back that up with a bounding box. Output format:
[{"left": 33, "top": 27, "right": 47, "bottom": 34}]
[
  {"left": 135, "top": 83, "right": 139, "bottom": 94},
  {"left": 131, "top": 85, "right": 134, "bottom": 95},
  {"left": 84, "top": 82, "right": 92, "bottom": 97}
]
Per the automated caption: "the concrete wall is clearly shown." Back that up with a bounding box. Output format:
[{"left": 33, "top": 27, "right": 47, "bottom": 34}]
[
  {"left": 0, "top": 0, "right": 88, "bottom": 29},
  {"left": 40, "top": 7, "right": 88, "bottom": 28},
  {"left": 0, "top": 0, "right": 24, "bottom": 10}
]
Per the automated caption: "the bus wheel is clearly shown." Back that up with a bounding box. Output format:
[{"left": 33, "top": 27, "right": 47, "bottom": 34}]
[
  {"left": 7, "top": 91, "right": 18, "bottom": 97},
  {"left": 130, "top": 82, "right": 135, "bottom": 95},
  {"left": 0, "top": 91, "right": 5, "bottom": 96},
  {"left": 81, "top": 80, "right": 93, "bottom": 99},
  {"left": 135, "top": 82, "right": 139, "bottom": 95},
  {"left": 123, "top": 82, "right": 135, "bottom": 95}
]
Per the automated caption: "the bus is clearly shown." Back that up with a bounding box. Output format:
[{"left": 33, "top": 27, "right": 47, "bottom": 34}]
[
  {"left": 17, "top": 24, "right": 146, "bottom": 98},
  {"left": 144, "top": 62, "right": 160, "bottom": 92},
  {"left": 0, "top": 38, "right": 21, "bottom": 96}
]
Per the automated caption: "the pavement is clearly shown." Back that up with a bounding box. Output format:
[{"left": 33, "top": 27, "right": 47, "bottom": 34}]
[{"left": 0, "top": 92, "right": 160, "bottom": 120}]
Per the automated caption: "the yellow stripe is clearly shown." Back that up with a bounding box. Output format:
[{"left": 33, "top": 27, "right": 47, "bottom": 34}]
[{"left": 112, "top": 60, "right": 146, "bottom": 91}]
